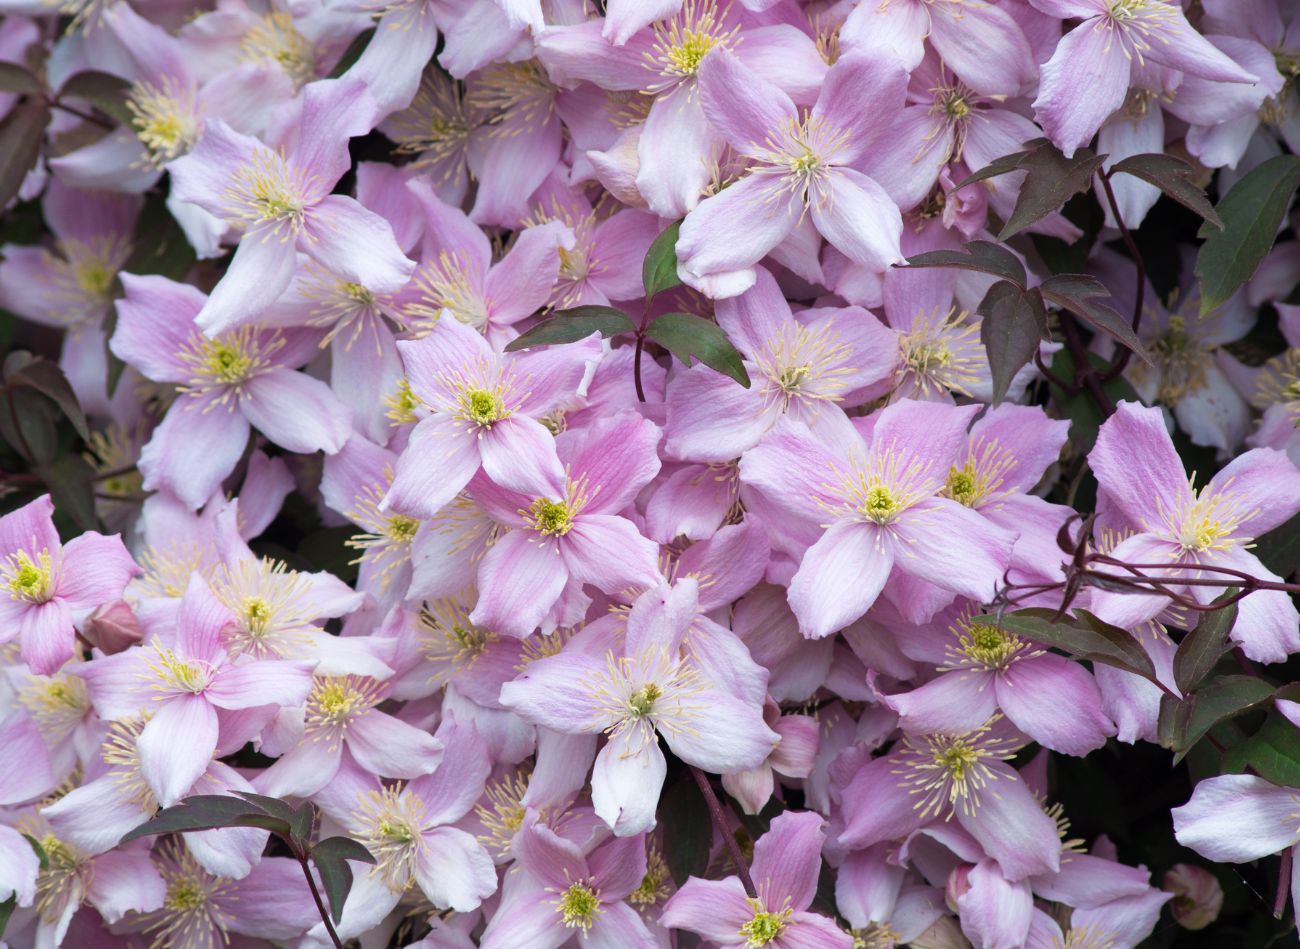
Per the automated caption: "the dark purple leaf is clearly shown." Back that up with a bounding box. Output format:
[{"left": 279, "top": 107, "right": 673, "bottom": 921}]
[
  {"left": 1172, "top": 592, "right": 1239, "bottom": 694},
  {"left": 978, "top": 281, "right": 1046, "bottom": 404},
  {"left": 1109, "top": 153, "right": 1221, "bottom": 227},
  {"left": 903, "top": 240, "right": 1027, "bottom": 288},
  {"left": 1040, "top": 273, "right": 1150, "bottom": 361},
  {"left": 0, "top": 100, "right": 50, "bottom": 208}
]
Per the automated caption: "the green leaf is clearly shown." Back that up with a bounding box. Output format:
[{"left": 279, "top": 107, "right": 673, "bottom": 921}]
[
  {"left": 1222, "top": 712, "right": 1300, "bottom": 788},
  {"left": 903, "top": 240, "right": 1026, "bottom": 288},
  {"left": 35, "top": 455, "right": 100, "bottom": 533},
  {"left": 0, "top": 100, "right": 51, "bottom": 208},
  {"left": 126, "top": 196, "right": 197, "bottom": 282},
  {"left": 504, "top": 306, "right": 635, "bottom": 351},
  {"left": 659, "top": 776, "right": 712, "bottom": 885},
  {"left": 22, "top": 833, "right": 48, "bottom": 870},
  {"left": 0, "top": 62, "right": 43, "bottom": 95},
  {"left": 1250, "top": 511, "right": 1300, "bottom": 580},
  {"left": 311, "top": 836, "right": 376, "bottom": 923},
  {"left": 58, "top": 70, "right": 133, "bottom": 126},
  {"left": 644, "top": 311, "right": 750, "bottom": 387},
  {"left": 1108, "top": 153, "right": 1221, "bottom": 227},
  {"left": 1196, "top": 155, "right": 1300, "bottom": 315},
  {"left": 642, "top": 220, "right": 682, "bottom": 299},
  {"left": 120, "top": 795, "right": 293, "bottom": 843},
  {"left": 327, "top": 28, "right": 374, "bottom": 79},
  {"left": 978, "top": 281, "right": 1046, "bottom": 404},
  {"left": 975, "top": 608, "right": 1158, "bottom": 682},
  {"left": 0, "top": 895, "right": 13, "bottom": 940},
  {"left": 1039, "top": 273, "right": 1150, "bottom": 362},
  {"left": 1158, "top": 675, "right": 1275, "bottom": 758},
  {"left": 1173, "top": 593, "right": 1239, "bottom": 694},
  {"left": 8, "top": 356, "right": 90, "bottom": 441}
]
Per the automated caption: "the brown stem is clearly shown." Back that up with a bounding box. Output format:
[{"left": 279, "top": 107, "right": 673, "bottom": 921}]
[
  {"left": 1034, "top": 350, "right": 1078, "bottom": 394},
  {"left": 49, "top": 99, "right": 115, "bottom": 130},
  {"left": 690, "top": 766, "right": 756, "bottom": 898},
  {"left": 1277, "top": 847, "right": 1293, "bottom": 920},
  {"left": 633, "top": 333, "right": 647, "bottom": 403},
  {"left": 1059, "top": 313, "right": 1115, "bottom": 415},
  {"left": 1094, "top": 168, "right": 1147, "bottom": 383},
  {"left": 295, "top": 850, "right": 345, "bottom": 949}
]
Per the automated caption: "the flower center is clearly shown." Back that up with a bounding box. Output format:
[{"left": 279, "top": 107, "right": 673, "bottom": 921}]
[
  {"left": 305, "top": 675, "right": 385, "bottom": 738},
  {"left": 860, "top": 485, "right": 900, "bottom": 524},
  {"left": 5, "top": 549, "right": 55, "bottom": 603},
  {"left": 630, "top": 846, "right": 671, "bottom": 906},
  {"left": 240, "top": 11, "right": 316, "bottom": 86},
  {"left": 385, "top": 379, "right": 422, "bottom": 424},
  {"left": 388, "top": 72, "right": 473, "bottom": 178},
  {"left": 740, "top": 902, "right": 793, "bottom": 947},
  {"left": 178, "top": 327, "right": 283, "bottom": 406},
  {"left": 146, "top": 644, "right": 213, "bottom": 695},
  {"left": 128, "top": 78, "right": 199, "bottom": 166},
  {"left": 558, "top": 882, "right": 601, "bottom": 931},
  {"left": 458, "top": 387, "right": 507, "bottom": 426},
  {"left": 529, "top": 498, "right": 575, "bottom": 536},
  {"left": 355, "top": 786, "right": 428, "bottom": 892},
  {"left": 893, "top": 720, "right": 1018, "bottom": 820},
  {"left": 223, "top": 149, "right": 313, "bottom": 234},
  {"left": 645, "top": 0, "right": 739, "bottom": 88},
  {"left": 406, "top": 251, "right": 488, "bottom": 331},
  {"left": 964, "top": 623, "right": 1019, "bottom": 667},
  {"left": 627, "top": 682, "right": 662, "bottom": 718}
]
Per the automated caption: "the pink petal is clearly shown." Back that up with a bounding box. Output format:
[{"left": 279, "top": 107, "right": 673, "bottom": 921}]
[
  {"left": 469, "top": 530, "right": 569, "bottom": 638},
  {"left": 195, "top": 227, "right": 299, "bottom": 335},
  {"left": 414, "top": 827, "right": 497, "bottom": 911},
  {"left": 137, "top": 694, "right": 219, "bottom": 807},
  {"left": 384, "top": 419, "right": 482, "bottom": 519},
  {"left": 666, "top": 688, "right": 777, "bottom": 774},
  {"left": 660, "top": 876, "right": 754, "bottom": 942},
  {"left": 698, "top": 47, "right": 798, "bottom": 155},
  {"left": 955, "top": 859, "right": 1033, "bottom": 949},
  {"left": 955, "top": 763, "right": 1060, "bottom": 881},
  {"left": 0, "top": 713, "right": 55, "bottom": 804},
  {"left": 1143, "top": 9, "right": 1259, "bottom": 82},
  {"left": 343, "top": 8, "right": 439, "bottom": 118},
  {"left": 997, "top": 654, "right": 1114, "bottom": 755},
  {"left": 110, "top": 274, "right": 205, "bottom": 382},
  {"left": 664, "top": 364, "right": 770, "bottom": 463},
  {"left": 302, "top": 195, "right": 415, "bottom": 293},
  {"left": 255, "top": 737, "right": 343, "bottom": 798},
  {"left": 812, "top": 53, "right": 907, "bottom": 164},
  {"left": 138, "top": 400, "right": 252, "bottom": 510},
  {"left": 838, "top": 755, "right": 928, "bottom": 849},
  {"left": 58, "top": 532, "right": 138, "bottom": 608},
  {"left": 790, "top": 521, "right": 893, "bottom": 639},
  {"left": 883, "top": 670, "right": 998, "bottom": 735},
  {"left": 241, "top": 367, "right": 351, "bottom": 455},
  {"left": 928, "top": 1, "right": 1035, "bottom": 96},
  {"left": 1173, "top": 774, "right": 1300, "bottom": 862},
  {"left": 1031, "top": 19, "right": 1132, "bottom": 158},
  {"left": 891, "top": 499, "right": 1016, "bottom": 604},
  {"left": 587, "top": 901, "right": 658, "bottom": 949},
  {"left": 677, "top": 173, "right": 801, "bottom": 297},
  {"left": 560, "top": 411, "right": 662, "bottom": 515},
  {"left": 84, "top": 847, "right": 166, "bottom": 922},
  {"left": 18, "top": 597, "right": 74, "bottom": 675},
  {"left": 636, "top": 83, "right": 716, "bottom": 218},
  {"left": 591, "top": 725, "right": 667, "bottom": 836},
  {"left": 809, "top": 168, "right": 904, "bottom": 271},
  {"left": 206, "top": 660, "right": 313, "bottom": 710},
  {"left": 752, "top": 810, "right": 826, "bottom": 912},
  {"left": 478, "top": 417, "right": 566, "bottom": 498},
  {"left": 561, "top": 515, "right": 662, "bottom": 592},
  {"left": 1205, "top": 446, "right": 1300, "bottom": 539},
  {"left": 483, "top": 222, "right": 566, "bottom": 326}
]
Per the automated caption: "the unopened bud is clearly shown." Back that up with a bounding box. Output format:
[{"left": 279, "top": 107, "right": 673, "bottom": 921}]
[
  {"left": 945, "top": 864, "right": 973, "bottom": 913},
  {"left": 81, "top": 600, "right": 144, "bottom": 655},
  {"left": 1162, "top": 863, "right": 1223, "bottom": 931}
]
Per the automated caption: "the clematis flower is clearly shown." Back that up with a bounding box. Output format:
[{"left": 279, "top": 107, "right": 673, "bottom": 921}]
[
  {"left": 500, "top": 580, "right": 777, "bottom": 835},
  {"left": 462, "top": 411, "right": 665, "bottom": 638},
  {"left": 837, "top": 718, "right": 1062, "bottom": 881},
  {"left": 479, "top": 817, "right": 657, "bottom": 948},
  {"left": 168, "top": 77, "right": 415, "bottom": 333},
  {"left": 0, "top": 495, "right": 139, "bottom": 674},
  {"left": 1031, "top": 0, "right": 1258, "bottom": 158},
  {"left": 740, "top": 401, "right": 1018, "bottom": 637},
  {"left": 661, "top": 810, "right": 853, "bottom": 948},
  {"left": 676, "top": 48, "right": 907, "bottom": 298},
  {"left": 664, "top": 266, "right": 899, "bottom": 462},
  {"left": 1088, "top": 400, "right": 1300, "bottom": 662},
  {"left": 110, "top": 272, "right": 352, "bottom": 510},
  {"left": 382, "top": 314, "right": 599, "bottom": 519},
  {"left": 76, "top": 576, "right": 315, "bottom": 805}
]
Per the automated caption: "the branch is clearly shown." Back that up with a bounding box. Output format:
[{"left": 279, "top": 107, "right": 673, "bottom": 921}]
[
  {"left": 690, "top": 766, "right": 756, "bottom": 898},
  {"left": 1094, "top": 168, "right": 1147, "bottom": 383}
]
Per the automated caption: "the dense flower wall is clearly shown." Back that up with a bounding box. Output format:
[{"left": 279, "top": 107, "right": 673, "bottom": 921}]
[{"left": 1, "top": 0, "right": 1300, "bottom": 947}]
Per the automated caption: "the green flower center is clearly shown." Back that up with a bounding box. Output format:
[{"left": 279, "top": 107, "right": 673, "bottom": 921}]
[
  {"left": 628, "top": 683, "right": 662, "bottom": 718},
  {"left": 6, "top": 549, "right": 54, "bottom": 603},
  {"left": 558, "top": 882, "right": 601, "bottom": 930},
  {"left": 860, "top": 485, "right": 900, "bottom": 524},
  {"left": 740, "top": 905, "right": 793, "bottom": 947},
  {"left": 530, "top": 498, "right": 575, "bottom": 536}
]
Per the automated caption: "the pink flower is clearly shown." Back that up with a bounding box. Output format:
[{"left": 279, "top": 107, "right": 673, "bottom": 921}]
[
  {"left": 500, "top": 580, "right": 777, "bottom": 835},
  {"left": 110, "top": 273, "right": 352, "bottom": 510},
  {"left": 76, "top": 576, "right": 314, "bottom": 805},
  {"left": 1088, "top": 400, "right": 1300, "bottom": 662},
  {"left": 740, "top": 401, "right": 1018, "bottom": 636},
  {"left": 0, "top": 495, "right": 139, "bottom": 674},
  {"left": 381, "top": 314, "right": 599, "bottom": 519},
  {"left": 1031, "top": 0, "right": 1258, "bottom": 157},
  {"left": 676, "top": 49, "right": 907, "bottom": 298},
  {"left": 661, "top": 810, "right": 853, "bottom": 948},
  {"left": 168, "top": 77, "right": 415, "bottom": 333},
  {"left": 463, "top": 411, "right": 665, "bottom": 638},
  {"left": 664, "top": 266, "right": 899, "bottom": 462},
  {"left": 479, "top": 818, "right": 657, "bottom": 948}
]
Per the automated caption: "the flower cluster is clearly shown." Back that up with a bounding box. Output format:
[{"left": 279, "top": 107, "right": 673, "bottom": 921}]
[{"left": 1, "top": 0, "right": 1300, "bottom": 947}]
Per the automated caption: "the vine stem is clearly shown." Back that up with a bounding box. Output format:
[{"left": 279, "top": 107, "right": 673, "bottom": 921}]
[
  {"left": 632, "top": 299, "right": 650, "bottom": 403},
  {"left": 690, "top": 766, "right": 756, "bottom": 898},
  {"left": 1094, "top": 168, "right": 1147, "bottom": 382},
  {"left": 1276, "top": 847, "right": 1293, "bottom": 920},
  {"left": 48, "top": 99, "right": 115, "bottom": 130},
  {"left": 292, "top": 846, "right": 345, "bottom": 949}
]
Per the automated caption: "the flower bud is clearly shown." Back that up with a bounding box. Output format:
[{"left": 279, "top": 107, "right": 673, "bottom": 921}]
[
  {"left": 81, "top": 599, "right": 144, "bottom": 655},
  {"left": 1162, "top": 863, "right": 1223, "bottom": 931},
  {"left": 945, "top": 864, "right": 973, "bottom": 913}
]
